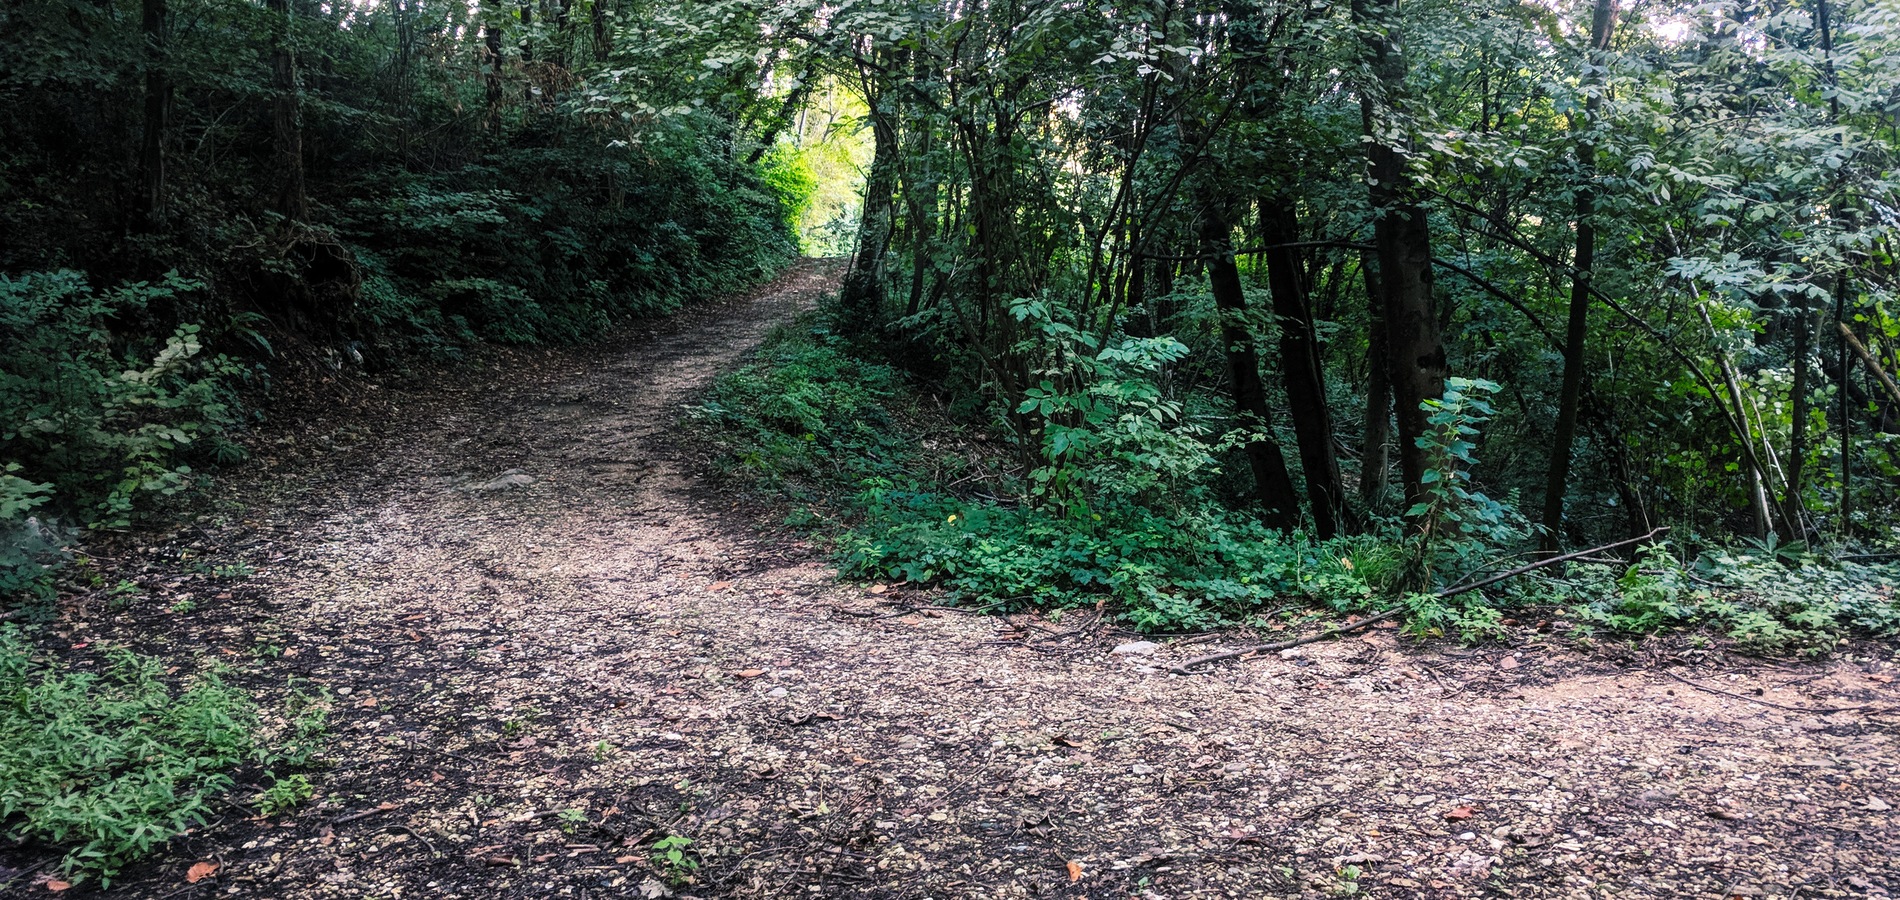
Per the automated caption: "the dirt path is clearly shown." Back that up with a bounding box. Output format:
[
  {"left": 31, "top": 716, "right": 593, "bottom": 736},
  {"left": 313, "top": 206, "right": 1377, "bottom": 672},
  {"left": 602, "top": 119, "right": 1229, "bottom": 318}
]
[{"left": 65, "top": 261, "right": 1899, "bottom": 899}]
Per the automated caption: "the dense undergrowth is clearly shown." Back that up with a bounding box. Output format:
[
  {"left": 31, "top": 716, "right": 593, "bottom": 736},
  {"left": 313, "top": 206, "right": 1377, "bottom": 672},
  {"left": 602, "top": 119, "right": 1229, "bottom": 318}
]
[{"left": 698, "top": 312, "right": 1900, "bottom": 654}]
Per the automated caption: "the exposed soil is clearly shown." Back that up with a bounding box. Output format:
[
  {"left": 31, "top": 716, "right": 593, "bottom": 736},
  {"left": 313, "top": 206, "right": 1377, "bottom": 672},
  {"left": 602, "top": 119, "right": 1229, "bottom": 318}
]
[{"left": 7, "top": 258, "right": 1899, "bottom": 899}]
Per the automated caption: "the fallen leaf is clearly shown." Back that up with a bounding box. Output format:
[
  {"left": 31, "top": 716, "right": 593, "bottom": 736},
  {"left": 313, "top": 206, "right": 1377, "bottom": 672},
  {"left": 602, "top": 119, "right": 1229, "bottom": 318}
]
[
  {"left": 377, "top": 802, "right": 397, "bottom": 811},
  {"left": 734, "top": 669, "right": 765, "bottom": 678},
  {"left": 1869, "top": 674, "right": 1893, "bottom": 684},
  {"left": 707, "top": 581, "right": 732, "bottom": 592},
  {"left": 187, "top": 861, "right": 220, "bottom": 883},
  {"left": 1444, "top": 805, "right": 1476, "bottom": 820},
  {"left": 615, "top": 854, "right": 640, "bottom": 864},
  {"left": 1864, "top": 795, "right": 1891, "bottom": 812},
  {"left": 1066, "top": 860, "right": 1083, "bottom": 882},
  {"left": 869, "top": 584, "right": 888, "bottom": 594},
  {"left": 1497, "top": 656, "right": 1520, "bottom": 670},
  {"left": 45, "top": 881, "right": 71, "bottom": 892}
]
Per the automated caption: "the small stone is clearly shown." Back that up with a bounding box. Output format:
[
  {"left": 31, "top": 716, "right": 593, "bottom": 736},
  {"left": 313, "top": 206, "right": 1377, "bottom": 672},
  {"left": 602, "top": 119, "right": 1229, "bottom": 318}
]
[
  {"left": 766, "top": 687, "right": 789, "bottom": 699},
  {"left": 1112, "top": 641, "right": 1159, "bottom": 656},
  {"left": 477, "top": 472, "right": 537, "bottom": 491}
]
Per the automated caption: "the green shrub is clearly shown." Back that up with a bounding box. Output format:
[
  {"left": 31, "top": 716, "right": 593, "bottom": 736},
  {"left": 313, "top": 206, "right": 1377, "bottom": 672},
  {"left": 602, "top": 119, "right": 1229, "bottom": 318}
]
[
  {"left": 698, "top": 322, "right": 1393, "bottom": 631},
  {"left": 0, "top": 627, "right": 258, "bottom": 885},
  {"left": 256, "top": 774, "right": 313, "bottom": 816},
  {"left": 0, "top": 270, "right": 247, "bottom": 528}
]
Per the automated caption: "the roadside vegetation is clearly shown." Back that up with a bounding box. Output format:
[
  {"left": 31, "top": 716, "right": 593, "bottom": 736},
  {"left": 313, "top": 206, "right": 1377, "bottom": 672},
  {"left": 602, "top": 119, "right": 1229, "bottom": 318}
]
[
  {"left": 699, "top": 316, "right": 1900, "bottom": 653},
  {"left": 1, "top": 0, "right": 812, "bottom": 884}
]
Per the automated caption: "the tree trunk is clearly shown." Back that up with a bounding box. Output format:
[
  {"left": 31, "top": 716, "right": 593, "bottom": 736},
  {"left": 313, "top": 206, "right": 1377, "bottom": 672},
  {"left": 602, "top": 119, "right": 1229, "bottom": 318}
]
[
  {"left": 1703, "top": 306, "right": 1775, "bottom": 537},
  {"left": 138, "top": 0, "right": 170, "bottom": 231},
  {"left": 483, "top": 0, "right": 505, "bottom": 131},
  {"left": 1539, "top": 0, "right": 1618, "bottom": 552},
  {"left": 267, "top": 0, "right": 307, "bottom": 219},
  {"left": 590, "top": 0, "right": 610, "bottom": 59},
  {"left": 1262, "top": 199, "right": 1345, "bottom": 537},
  {"left": 1355, "top": 0, "right": 1446, "bottom": 516},
  {"left": 1200, "top": 202, "right": 1301, "bottom": 530},
  {"left": 840, "top": 77, "right": 898, "bottom": 334},
  {"left": 1358, "top": 251, "right": 1392, "bottom": 504},
  {"left": 518, "top": 1, "right": 535, "bottom": 102}
]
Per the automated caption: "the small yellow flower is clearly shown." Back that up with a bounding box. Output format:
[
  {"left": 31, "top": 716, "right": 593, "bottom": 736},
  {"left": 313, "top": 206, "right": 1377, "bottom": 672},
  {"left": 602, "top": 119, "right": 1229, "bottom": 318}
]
[{"left": 1340, "top": 557, "right": 1355, "bottom": 571}]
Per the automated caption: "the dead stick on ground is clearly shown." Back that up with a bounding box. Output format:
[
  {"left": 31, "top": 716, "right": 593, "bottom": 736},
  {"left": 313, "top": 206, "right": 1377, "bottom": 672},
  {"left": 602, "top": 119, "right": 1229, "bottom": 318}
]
[
  {"left": 1170, "top": 528, "right": 1668, "bottom": 675},
  {"left": 1658, "top": 668, "right": 1892, "bottom": 716}
]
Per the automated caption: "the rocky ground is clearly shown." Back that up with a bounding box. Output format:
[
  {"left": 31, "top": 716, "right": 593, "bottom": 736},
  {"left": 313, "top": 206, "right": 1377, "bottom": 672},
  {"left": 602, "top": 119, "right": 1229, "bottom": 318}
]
[{"left": 7, "top": 259, "right": 1897, "bottom": 899}]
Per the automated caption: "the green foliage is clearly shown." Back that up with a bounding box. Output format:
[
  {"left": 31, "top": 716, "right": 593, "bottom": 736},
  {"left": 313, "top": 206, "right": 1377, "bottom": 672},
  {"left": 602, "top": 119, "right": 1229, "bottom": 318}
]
[
  {"left": 0, "top": 465, "right": 64, "bottom": 608},
  {"left": 1565, "top": 540, "right": 1900, "bottom": 652},
  {"left": 340, "top": 139, "right": 796, "bottom": 357},
  {"left": 694, "top": 323, "right": 908, "bottom": 486},
  {"left": 0, "top": 627, "right": 257, "bottom": 885},
  {"left": 758, "top": 144, "right": 820, "bottom": 237},
  {"left": 700, "top": 322, "right": 1398, "bottom": 631},
  {"left": 256, "top": 774, "right": 313, "bottom": 817},
  {"left": 651, "top": 834, "right": 701, "bottom": 885},
  {"left": 0, "top": 270, "right": 247, "bottom": 532}
]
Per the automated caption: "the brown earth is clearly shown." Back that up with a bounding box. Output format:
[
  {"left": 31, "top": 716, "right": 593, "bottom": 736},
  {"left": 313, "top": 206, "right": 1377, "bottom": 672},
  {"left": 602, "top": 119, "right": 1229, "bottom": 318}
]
[{"left": 7, "top": 259, "right": 1898, "bottom": 899}]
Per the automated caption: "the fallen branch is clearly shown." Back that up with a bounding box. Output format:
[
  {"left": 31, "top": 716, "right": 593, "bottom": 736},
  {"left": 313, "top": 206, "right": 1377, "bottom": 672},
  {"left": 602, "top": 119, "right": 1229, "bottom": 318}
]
[
  {"left": 1168, "top": 608, "right": 1407, "bottom": 674},
  {"left": 1170, "top": 528, "right": 1668, "bottom": 675},
  {"left": 1659, "top": 668, "right": 1893, "bottom": 716},
  {"left": 1838, "top": 321, "right": 1900, "bottom": 407},
  {"left": 1438, "top": 527, "right": 1667, "bottom": 600}
]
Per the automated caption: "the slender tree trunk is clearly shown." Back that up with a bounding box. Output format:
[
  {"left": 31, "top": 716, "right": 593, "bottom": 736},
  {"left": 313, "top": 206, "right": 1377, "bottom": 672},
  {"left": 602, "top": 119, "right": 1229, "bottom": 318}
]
[
  {"left": 1200, "top": 203, "right": 1301, "bottom": 530},
  {"left": 518, "top": 2, "right": 535, "bottom": 102},
  {"left": 483, "top": 0, "right": 505, "bottom": 131},
  {"left": 1262, "top": 200, "right": 1345, "bottom": 537},
  {"left": 138, "top": 0, "right": 170, "bottom": 231},
  {"left": 1358, "top": 251, "right": 1392, "bottom": 504},
  {"left": 1704, "top": 306, "right": 1775, "bottom": 537},
  {"left": 1836, "top": 276, "right": 1853, "bottom": 527},
  {"left": 1539, "top": 0, "right": 1618, "bottom": 551},
  {"left": 1783, "top": 300, "right": 1811, "bottom": 537},
  {"left": 267, "top": 0, "right": 307, "bottom": 219},
  {"left": 1355, "top": 0, "right": 1445, "bottom": 516},
  {"left": 590, "top": 0, "right": 610, "bottom": 59},
  {"left": 840, "top": 76, "right": 898, "bottom": 334}
]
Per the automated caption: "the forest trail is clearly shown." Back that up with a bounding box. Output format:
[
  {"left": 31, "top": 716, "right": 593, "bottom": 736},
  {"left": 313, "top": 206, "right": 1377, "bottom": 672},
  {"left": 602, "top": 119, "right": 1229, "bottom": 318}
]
[{"left": 146, "top": 259, "right": 1892, "bottom": 900}]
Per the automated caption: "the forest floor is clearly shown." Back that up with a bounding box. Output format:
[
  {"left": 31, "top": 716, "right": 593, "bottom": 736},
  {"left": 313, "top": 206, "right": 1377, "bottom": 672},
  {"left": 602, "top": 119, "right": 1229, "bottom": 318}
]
[{"left": 20, "top": 259, "right": 1900, "bottom": 900}]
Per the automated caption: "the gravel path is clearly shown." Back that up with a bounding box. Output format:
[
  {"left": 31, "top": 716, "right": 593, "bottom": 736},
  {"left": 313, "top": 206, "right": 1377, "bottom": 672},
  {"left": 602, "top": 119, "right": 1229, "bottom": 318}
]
[{"left": 53, "top": 260, "right": 1899, "bottom": 899}]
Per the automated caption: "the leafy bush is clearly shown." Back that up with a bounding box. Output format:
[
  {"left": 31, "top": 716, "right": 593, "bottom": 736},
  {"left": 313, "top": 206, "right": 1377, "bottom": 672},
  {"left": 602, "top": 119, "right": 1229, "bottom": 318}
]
[
  {"left": 698, "top": 321, "right": 1397, "bottom": 631},
  {"left": 701, "top": 320, "right": 1900, "bottom": 649},
  {"left": 0, "top": 627, "right": 258, "bottom": 885},
  {"left": 338, "top": 132, "right": 797, "bottom": 358},
  {"left": 1570, "top": 542, "right": 1900, "bottom": 653},
  {"left": 0, "top": 270, "right": 246, "bottom": 529}
]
